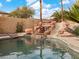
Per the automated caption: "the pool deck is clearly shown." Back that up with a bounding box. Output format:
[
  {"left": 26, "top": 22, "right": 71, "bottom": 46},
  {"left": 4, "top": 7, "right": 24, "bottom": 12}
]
[
  {"left": 59, "top": 37, "right": 79, "bottom": 53},
  {"left": 0, "top": 33, "right": 26, "bottom": 40},
  {"left": 47, "top": 35, "right": 79, "bottom": 53}
]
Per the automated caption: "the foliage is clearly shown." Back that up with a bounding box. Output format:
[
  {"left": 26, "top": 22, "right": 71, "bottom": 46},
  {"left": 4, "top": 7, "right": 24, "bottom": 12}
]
[
  {"left": 51, "top": 11, "right": 61, "bottom": 22},
  {"left": 74, "top": 26, "right": 79, "bottom": 36},
  {"left": 16, "top": 22, "right": 23, "bottom": 33},
  {"left": 9, "top": 7, "right": 34, "bottom": 18},
  {"left": 51, "top": 6, "right": 79, "bottom": 22},
  {"left": 68, "top": 4, "right": 79, "bottom": 22},
  {"left": 51, "top": 10, "right": 69, "bottom": 22},
  {"left": 51, "top": 0, "right": 79, "bottom": 23}
]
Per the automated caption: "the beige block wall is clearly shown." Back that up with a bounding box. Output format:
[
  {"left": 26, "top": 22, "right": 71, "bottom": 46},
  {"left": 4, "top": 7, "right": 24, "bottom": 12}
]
[
  {"left": 0, "top": 17, "right": 5, "bottom": 33},
  {"left": 0, "top": 16, "right": 39, "bottom": 33}
]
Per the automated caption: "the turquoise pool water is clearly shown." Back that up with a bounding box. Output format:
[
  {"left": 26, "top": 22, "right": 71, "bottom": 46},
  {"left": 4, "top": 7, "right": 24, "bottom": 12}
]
[{"left": 0, "top": 38, "right": 73, "bottom": 59}]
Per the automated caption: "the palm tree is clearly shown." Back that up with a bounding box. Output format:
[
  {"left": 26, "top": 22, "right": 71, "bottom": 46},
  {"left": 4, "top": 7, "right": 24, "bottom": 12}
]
[
  {"left": 60, "top": 0, "right": 64, "bottom": 21},
  {"left": 51, "top": 0, "right": 64, "bottom": 22},
  {"left": 40, "top": 0, "right": 42, "bottom": 22}
]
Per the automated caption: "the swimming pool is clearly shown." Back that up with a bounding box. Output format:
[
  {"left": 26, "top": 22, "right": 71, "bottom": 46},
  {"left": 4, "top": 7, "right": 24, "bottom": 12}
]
[{"left": 0, "top": 37, "right": 77, "bottom": 59}]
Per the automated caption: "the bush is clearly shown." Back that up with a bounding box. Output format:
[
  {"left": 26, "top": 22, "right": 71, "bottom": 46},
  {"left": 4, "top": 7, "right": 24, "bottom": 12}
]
[
  {"left": 16, "top": 22, "right": 23, "bottom": 33},
  {"left": 74, "top": 26, "right": 79, "bottom": 36}
]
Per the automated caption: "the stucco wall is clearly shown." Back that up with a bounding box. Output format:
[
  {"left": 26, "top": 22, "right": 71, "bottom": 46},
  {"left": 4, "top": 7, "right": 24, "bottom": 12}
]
[{"left": 0, "top": 16, "right": 39, "bottom": 33}]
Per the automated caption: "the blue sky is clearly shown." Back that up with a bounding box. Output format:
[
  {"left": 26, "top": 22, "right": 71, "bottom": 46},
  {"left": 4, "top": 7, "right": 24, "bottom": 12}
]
[{"left": 0, "top": 0, "right": 75, "bottom": 19}]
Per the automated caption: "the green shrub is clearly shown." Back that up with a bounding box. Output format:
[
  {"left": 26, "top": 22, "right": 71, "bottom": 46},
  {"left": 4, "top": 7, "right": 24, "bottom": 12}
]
[
  {"left": 74, "top": 26, "right": 79, "bottom": 36},
  {"left": 16, "top": 22, "right": 23, "bottom": 33}
]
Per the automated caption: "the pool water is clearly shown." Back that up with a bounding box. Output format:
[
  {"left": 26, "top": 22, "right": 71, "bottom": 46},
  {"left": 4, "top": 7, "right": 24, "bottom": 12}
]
[{"left": 0, "top": 38, "right": 73, "bottom": 59}]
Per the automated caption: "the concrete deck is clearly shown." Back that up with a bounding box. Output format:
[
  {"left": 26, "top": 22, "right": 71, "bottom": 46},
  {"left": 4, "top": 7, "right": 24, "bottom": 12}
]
[
  {"left": 59, "top": 37, "right": 79, "bottom": 53},
  {"left": 0, "top": 33, "right": 26, "bottom": 40},
  {"left": 47, "top": 35, "right": 79, "bottom": 53}
]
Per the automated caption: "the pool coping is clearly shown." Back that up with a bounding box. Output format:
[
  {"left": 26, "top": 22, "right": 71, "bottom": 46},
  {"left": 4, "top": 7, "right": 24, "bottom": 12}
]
[
  {"left": 49, "top": 36, "right": 79, "bottom": 54},
  {"left": 0, "top": 33, "right": 26, "bottom": 40}
]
